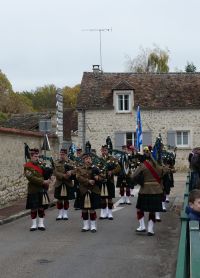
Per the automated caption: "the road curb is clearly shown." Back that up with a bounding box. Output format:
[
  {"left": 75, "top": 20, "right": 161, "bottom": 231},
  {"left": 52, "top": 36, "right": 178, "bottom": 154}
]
[{"left": 0, "top": 201, "right": 56, "bottom": 226}]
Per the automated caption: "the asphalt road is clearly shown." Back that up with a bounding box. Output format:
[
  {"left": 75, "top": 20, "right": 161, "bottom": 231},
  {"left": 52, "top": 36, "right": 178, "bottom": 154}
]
[{"left": 0, "top": 173, "right": 187, "bottom": 278}]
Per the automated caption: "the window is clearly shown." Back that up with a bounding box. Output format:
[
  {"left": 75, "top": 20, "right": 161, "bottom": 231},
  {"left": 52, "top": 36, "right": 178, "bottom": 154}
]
[
  {"left": 115, "top": 131, "right": 152, "bottom": 150},
  {"left": 114, "top": 90, "right": 133, "bottom": 113},
  {"left": 126, "top": 132, "right": 136, "bottom": 147},
  {"left": 176, "top": 131, "right": 189, "bottom": 147},
  {"left": 115, "top": 132, "right": 135, "bottom": 149},
  {"left": 118, "top": 94, "right": 129, "bottom": 111}
]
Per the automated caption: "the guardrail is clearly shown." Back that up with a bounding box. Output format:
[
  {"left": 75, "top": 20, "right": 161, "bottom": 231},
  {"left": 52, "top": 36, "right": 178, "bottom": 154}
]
[{"left": 175, "top": 172, "right": 200, "bottom": 278}]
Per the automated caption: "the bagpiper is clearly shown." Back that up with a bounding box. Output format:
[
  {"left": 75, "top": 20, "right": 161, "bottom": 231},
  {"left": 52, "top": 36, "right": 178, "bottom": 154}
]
[
  {"left": 99, "top": 145, "right": 121, "bottom": 220},
  {"left": 116, "top": 145, "right": 134, "bottom": 205},
  {"left": 53, "top": 148, "right": 75, "bottom": 220},
  {"left": 24, "top": 148, "right": 51, "bottom": 231},
  {"left": 76, "top": 152, "right": 102, "bottom": 232}
]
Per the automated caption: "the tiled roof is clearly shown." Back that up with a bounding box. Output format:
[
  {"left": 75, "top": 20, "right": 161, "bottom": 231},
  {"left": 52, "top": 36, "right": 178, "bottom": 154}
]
[
  {"left": 0, "top": 112, "right": 54, "bottom": 131},
  {"left": 77, "top": 72, "right": 200, "bottom": 110}
]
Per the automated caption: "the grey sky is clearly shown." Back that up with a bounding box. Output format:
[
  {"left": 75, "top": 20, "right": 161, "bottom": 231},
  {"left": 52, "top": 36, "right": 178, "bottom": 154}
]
[{"left": 0, "top": 0, "right": 199, "bottom": 91}]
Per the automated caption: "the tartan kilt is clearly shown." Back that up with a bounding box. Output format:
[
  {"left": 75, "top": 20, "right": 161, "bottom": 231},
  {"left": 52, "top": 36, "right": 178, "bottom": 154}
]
[
  {"left": 136, "top": 193, "right": 163, "bottom": 212},
  {"left": 26, "top": 191, "right": 50, "bottom": 210},
  {"left": 54, "top": 184, "right": 75, "bottom": 200},
  {"left": 80, "top": 192, "right": 101, "bottom": 210}
]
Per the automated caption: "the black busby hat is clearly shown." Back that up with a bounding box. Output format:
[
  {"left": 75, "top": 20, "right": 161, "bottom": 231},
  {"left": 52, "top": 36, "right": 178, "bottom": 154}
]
[
  {"left": 30, "top": 148, "right": 39, "bottom": 156},
  {"left": 101, "top": 144, "right": 108, "bottom": 149},
  {"left": 82, "top": 152, "right": 91, "bottom": 160},
  {"left": 60, "top": 148, "right": 68, "bottom": 154}
]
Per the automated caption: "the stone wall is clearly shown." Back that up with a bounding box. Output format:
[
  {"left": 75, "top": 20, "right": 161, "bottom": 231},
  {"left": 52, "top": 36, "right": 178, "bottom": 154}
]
[
  {"left": 0, "top": 128, "right": 59, "bottom": 208},
  {"left": 77, "top": 109, "right": 199, "bottom": 170}
]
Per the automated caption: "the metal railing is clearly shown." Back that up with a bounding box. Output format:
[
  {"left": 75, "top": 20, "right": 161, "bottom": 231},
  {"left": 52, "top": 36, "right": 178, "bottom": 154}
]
[{"left": 175, "top": 172, "right": 200, "bottom": 278}]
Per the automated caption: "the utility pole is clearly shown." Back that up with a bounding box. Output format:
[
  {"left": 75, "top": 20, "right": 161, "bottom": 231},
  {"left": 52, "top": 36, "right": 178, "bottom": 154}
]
[{"left": 82, "top": 28, "right": 112, "bottom": 71}]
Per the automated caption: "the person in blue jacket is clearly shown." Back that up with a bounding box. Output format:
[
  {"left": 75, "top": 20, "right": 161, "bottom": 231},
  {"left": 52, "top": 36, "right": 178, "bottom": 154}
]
[{"left": 185, "top": 189, "right": 200, "bottom": 221}]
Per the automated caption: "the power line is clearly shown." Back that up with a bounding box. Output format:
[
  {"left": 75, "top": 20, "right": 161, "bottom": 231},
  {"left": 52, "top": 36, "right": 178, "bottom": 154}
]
[{"left": 82, "top": 28, "right": 112, "bottom": 71}]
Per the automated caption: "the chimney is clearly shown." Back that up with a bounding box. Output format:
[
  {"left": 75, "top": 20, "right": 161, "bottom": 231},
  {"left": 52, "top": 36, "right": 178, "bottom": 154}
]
[{"left": 92, "top": 65, "right": 101, "bottom": 74}]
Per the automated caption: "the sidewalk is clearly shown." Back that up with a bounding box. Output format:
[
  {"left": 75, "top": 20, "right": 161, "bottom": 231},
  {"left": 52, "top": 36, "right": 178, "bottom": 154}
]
[
  {"left": 0, "top": 190, "right": 56, "bottom": 225},
  {"left": 0, "top": 172, "right": 187, "bottom": 225}
]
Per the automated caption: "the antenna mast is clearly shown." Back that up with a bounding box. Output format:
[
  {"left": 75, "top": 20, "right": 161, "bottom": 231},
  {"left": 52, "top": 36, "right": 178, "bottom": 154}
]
[{"left": 82, "top": 28, "right": 112, "bottom": 71}]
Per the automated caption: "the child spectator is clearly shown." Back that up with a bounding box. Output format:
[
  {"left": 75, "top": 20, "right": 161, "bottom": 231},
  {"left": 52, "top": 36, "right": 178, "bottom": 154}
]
[{"left": 185, "top": 189, "right": 200, "bottom": 221}]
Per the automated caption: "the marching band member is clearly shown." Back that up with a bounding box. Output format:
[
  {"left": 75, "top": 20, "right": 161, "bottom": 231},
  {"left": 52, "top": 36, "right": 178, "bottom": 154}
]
[
  {"left": 116, "top": 145, "right": 133, "bottom": 205},
  {"left": 24, "top": 148, "right": 51, "bottom": 231},
  {"left": 53, "top": 148, "right": 75, "bottom": 220},
  {"left": 131, "top": 147, "right": 167, "bottom": 236},
  {"left": 76, "top": 153, "right": 102, "bottom": 232},
  {"left": 99, "top": 145, "right": 121, "bottom": 220}
]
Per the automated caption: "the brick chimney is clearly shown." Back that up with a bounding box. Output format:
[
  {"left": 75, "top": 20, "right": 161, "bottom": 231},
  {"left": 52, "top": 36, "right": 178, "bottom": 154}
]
[{"left": 92, "top": 65, "right": 101, "bottom": 74}]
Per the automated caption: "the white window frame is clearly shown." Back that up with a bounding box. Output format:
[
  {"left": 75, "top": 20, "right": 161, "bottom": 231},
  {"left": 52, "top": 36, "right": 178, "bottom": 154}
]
[
  {"left": 176, "top": 131, "right": 190, "bottom": 147},
  {"left": 113, "top": 90, "right": 133, "bottom": 113}
]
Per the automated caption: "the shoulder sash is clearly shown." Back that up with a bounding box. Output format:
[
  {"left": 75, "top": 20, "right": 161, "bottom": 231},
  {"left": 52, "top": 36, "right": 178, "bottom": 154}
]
[
  {"left": 143, "top": 160, "right": 161, "bottom": 184},
  {"left": 24, "top": 162, "right": 44, "bottom": 175}
]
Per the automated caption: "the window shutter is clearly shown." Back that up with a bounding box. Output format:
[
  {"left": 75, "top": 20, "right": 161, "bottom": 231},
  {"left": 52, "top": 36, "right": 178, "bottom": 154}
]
[
  {"left": 114, "top": 132, "right": 125, "bottom": 150},
  {"left": 167, "top": 131, "right": 176, "bottom": 148},
  {"left": 143, "top": 131, "right": 152, "bottom": 146}
]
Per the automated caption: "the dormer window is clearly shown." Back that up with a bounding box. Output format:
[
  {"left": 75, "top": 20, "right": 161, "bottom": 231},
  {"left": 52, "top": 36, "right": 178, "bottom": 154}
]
[{"left": 113, "top": 90, "right": 133, "bottom": 113}]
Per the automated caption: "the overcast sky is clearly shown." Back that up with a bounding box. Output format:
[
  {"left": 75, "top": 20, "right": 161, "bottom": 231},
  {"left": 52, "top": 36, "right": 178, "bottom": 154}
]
[{"left": 0, "top": 0, "right": 199, "bottom": 92}]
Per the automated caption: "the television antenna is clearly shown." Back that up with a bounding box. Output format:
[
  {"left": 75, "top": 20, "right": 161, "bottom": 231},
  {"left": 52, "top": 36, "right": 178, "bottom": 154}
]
[{"left": 82, "top": 28, "right": 112, "bottom": 71}]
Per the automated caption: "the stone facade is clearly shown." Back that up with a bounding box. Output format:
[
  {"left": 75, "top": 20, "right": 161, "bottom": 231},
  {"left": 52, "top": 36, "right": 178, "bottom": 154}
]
[
  {"left": 0, "top": 128, "right": 59, "bottom": 208},
  {"left": 77, "top": 109, "right": 197, "bottom": 171},
  {"left": 76, "top": 71, "right": 200, "bottom": 171}
]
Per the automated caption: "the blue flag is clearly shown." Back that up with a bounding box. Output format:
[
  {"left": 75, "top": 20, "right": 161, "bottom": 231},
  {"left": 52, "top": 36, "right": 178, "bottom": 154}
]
[{"left": 136, "top": 106, "right": 143, "bottom": 151}]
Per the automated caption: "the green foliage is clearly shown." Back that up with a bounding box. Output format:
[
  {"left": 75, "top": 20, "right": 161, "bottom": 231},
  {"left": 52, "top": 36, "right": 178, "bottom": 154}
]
[
  {"left": 0, "top": 70, "right": 13, "bottom": 95},
  {"left": 125, "top": 45, "right": 170, "bottom": 73},
  {"left": 185, "top": 62, "right": 196, "bottom": 73},
  {"left": 31, "top": 84, "right": 57, "bottom": 111},
  {"left": 0, "top": 68, "right": 80, "bottom": 113},
  {"left": 0, "top": 112, "right": 8, "bottom": 121},
  {"left": 63, "top": 84, "right": 80, "bottom": 109}
]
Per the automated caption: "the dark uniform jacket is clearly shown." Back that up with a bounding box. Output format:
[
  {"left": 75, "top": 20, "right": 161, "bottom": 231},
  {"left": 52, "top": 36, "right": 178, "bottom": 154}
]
[
  {"left": 24, "top": 161, "right": 45, "bottom": 194},
  {"left": 132, "top": 159, "right": 168, "bottom": 195},
  {"left": 53, "top": 159, "right": 74, "bottom": 188},
  {"left": 76, "top": 165, "right": 101, "bottom": 195}
]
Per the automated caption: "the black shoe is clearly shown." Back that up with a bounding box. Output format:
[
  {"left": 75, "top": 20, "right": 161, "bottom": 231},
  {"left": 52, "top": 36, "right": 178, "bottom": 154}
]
[
  {"left": 136, "top": 229, "right": 146, "bottom": 233},
  {"left": 162, "top": 209, "right": 167, "bottom": 212},
  {"left": 91, "top": 229, "right": 97, "bottom": 233},
  {"left": 30, "top": 227, "right": 37, "bottom": 231},
  {"left": 119, "top": 202, "right": 125, "bottom": 205},
  {"left": 99, "top": 216, "right": 107, "bottom": 220},
  {"left": 147, "top": 232, "right": 154, "bottom": 236},
  {"left": 108, "top": 217, "right": 113, "bottom": 220},
  {"left": 165, "top": 200, "right": 169, "bottom": 203},
  {"left": 38, "top": 227, "right": 46, "bottom": 231},
  {"left": 156, "top": 219, "right": 162, "bottom": 222},
  {"left": 56, "top": 217, "right": 62, "bottom": 221},
  {"left": 62, "top": 217, "right": 68, "bottom": 220},
  {"left": 81, "top": 228, "right": 89, "bottom": 232}
]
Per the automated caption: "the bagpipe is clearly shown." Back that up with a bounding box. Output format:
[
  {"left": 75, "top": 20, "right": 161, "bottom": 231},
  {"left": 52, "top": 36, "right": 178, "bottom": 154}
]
[
  {"left": 151, "top": 134, "right": 176, "bottom": 166},
  {"left": 24, "top": 142, "right": 54, "bottom": 180}
]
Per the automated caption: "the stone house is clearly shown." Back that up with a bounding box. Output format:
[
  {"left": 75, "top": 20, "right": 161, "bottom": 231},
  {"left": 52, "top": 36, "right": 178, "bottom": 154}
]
[{"left": 76, "top": 66, "right": 200, "bottom": 170}]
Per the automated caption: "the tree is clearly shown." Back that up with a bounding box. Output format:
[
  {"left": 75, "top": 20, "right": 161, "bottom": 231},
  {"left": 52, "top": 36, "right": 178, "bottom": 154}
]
[
  {"left": 63, "top": 84, "right": 80, "bottom": 109},
  {"left": 185, "top": 62, "right": 196, "bottom": 73},
  {"left": 28, "top": 84, "right": 57, "bottom": 111},
  {"left": 0, "top": 70, "right": 13, "bottom": 95},
  {"left": 125, "top": 45, "right": 170, "bottom": 73}
]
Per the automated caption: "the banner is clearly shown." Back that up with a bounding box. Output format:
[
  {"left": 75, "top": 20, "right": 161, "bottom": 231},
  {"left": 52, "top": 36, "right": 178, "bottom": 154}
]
[{"left": 136, "top": 105, "right": 143, "bottom": 152}]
